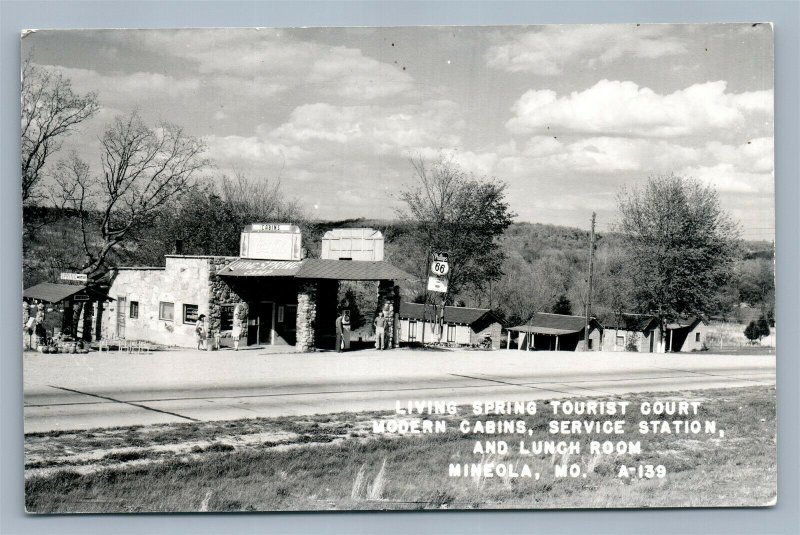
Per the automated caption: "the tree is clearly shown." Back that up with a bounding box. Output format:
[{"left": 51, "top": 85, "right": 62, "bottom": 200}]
[
  {"left": 756, "top": 315, "right": 771, "bottom": 341},
  {"left": 21, "top": 59, "right": 99, "bottom": 203},
  {"left": 552, "top": 295, "right": 573, "bottom": 315},
  {"left": 132, "top": 172, "right": 306, "bottom": 263},
  {"left": 397, "top": 154, "right": 515, "bottom": 303},
  {"left": 744, "top": 321, "right": 759, "bottom": 343},
  {"left": 55, "top": 111, "right": 209, "bottom": 277},
  {"left": 617, "top": 174, "right": 739, "bottom": 342}
]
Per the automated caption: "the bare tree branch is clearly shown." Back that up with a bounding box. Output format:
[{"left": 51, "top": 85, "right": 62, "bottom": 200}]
[{"left": 21, "top": 58, "right": 99, "bottom": 203}]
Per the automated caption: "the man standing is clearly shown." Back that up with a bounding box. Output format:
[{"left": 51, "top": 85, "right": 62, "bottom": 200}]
[
  {"left": 335, "top": 310, "right": 345, "bottom": 353},
  {"left": 374, "top": 311, "right": 387, "bottom": 350}
]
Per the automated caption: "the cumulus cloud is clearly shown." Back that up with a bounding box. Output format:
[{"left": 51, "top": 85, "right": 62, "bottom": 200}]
[
  {"left": 506, "top": 80, "right": 772, "bottom": 137},
  {"left": 268, "top": 100, "right": 462, "bottom": 150},
  {"left": 49, "top": 65, "right": 201, "bottom": 101},
  {"left": 679, "top": 163, "right": 773, "bottom": 193},
  {"left": 205, "top": 99, "right": 465, "bottom": 184},
  {"left": 132, "top": 29, "right": 415, "bottom": 101},
  {"left": 486, "top": 25, "right": 688, "bottom": 75}
]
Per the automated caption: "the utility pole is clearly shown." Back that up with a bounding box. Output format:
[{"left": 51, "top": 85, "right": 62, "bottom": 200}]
[{"left": 584, "top": 212, "right": 596, "bottom": 350}]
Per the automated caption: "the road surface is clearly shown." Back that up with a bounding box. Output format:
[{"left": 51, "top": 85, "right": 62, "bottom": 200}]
[{"left": 23, "top": 347, "right": 775, "bottom": 433}]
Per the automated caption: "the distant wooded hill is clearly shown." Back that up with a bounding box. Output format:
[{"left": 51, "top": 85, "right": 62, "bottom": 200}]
[{"left": 23, "top": 208, "right": 774, "bottom": 326}]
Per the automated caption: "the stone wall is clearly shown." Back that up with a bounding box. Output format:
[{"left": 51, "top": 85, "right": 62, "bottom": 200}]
[
  {"left": 296, "top": 281, "right": 317, "bottom": 352},
  {"left": 207, "top": 257, "right": 245, "bottom": 333},
  {"left": 101, "top": 257, "right": 215, "bottom": 347},
  {"left": 471, "top": 321, "right": 503, "bottom": 349}
]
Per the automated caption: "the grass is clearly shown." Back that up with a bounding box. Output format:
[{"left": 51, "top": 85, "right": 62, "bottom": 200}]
[{"left": 25, "top": 385, "right": 776, "bottom": 513}]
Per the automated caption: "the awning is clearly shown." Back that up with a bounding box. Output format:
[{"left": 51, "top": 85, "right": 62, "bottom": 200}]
[
  {"left": 217, "top": 259, "right": 303, "bottom": 277},
  {"left": 23, "top": 282, "right": 112, "bottom": 303}
]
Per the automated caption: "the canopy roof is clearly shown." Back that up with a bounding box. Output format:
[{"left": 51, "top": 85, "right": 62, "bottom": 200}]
[
  {"left": 296, "top": 259, "right": 411, "bottom": 280},
  {"left": 218, "top": 258, "right": 412, "bottom": 281},
  {"left": 23, "top": 282, "right": 111, "bottom": 303},
  {"left": 508, "top": 312, "right": 600, "bottom": 335}
]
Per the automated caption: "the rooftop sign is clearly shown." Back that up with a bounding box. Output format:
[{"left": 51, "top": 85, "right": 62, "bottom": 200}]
[{"left": 240, "top": 223, "right": 302, "bottom": 261}]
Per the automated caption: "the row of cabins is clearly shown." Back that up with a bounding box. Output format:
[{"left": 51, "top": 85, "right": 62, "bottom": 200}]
[{"left": 397, "top": 309, "right": 706, "bottom": 353}]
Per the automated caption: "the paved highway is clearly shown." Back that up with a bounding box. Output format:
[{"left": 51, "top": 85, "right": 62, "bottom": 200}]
[{"left": 23, "top": 348, "right": 775, "bottom": 433}]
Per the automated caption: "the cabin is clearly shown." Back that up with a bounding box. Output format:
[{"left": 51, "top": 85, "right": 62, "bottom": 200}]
[
  {"left": 599, "top": 313, "right": 664, "bottom": 353},
  {"left": 665, "top": 316, "right": 708, "bottom": 352},
  {"left": 396, "top": 302, "right": 504, "bottom": 348},
  {"left": 506, "top": 313, "right": 602, "bottom": 352}
]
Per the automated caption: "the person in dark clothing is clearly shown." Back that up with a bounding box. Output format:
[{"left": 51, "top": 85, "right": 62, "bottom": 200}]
[
  {"left": 374, "top": 311, "right": 387, "bottom": 350},
  {"left": 335, "top": 311, "right": 345, "bottom": 352}
]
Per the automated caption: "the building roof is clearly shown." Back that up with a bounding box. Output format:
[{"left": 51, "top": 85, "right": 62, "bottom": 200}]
[
  {"left": 598, "top": 313, "right": 659, "bottom": 332},
  {"left": 398, "top": 302, "right": 502, "bottom": 326},
  {"left": 666, "top": 316, "right": 703, "bottom": 330},
  {"left": 217, "top": 258, "right": 412, "bottom": 281},
  {"left": 296, "top": 259, "right": 412, "bottom": 281},
  {"left": 508, "top": 312, "right": 599, "bottom": 335},
  {"left": 23, "top": 282, "right": 111, "bottom": 303},
  {"left": 218, "top": 259, "right": 303, "bottom": 277}
]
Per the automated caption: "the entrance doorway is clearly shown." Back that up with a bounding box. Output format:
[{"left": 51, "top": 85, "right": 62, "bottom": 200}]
[
  {"left": 116, "top": 296, "right": 126, "bottom": 338},
  {"left": 247, "top": 301, "right": 274, "bottom": 345}
]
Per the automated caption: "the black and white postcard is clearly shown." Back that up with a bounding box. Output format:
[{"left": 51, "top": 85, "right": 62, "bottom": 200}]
[{"left": 21, "top": 24, "right": 776, "bottom": 512}]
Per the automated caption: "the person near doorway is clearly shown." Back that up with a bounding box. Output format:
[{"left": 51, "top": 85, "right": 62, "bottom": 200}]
[
  {"left": 195, "top": 314, "right": 206, "bottom": 350},
  {"left": 374, "top": 311, "right": 387, "bottom": 350},
  {"left": 335, "top": 310, "right": 345, "bottom": 353},
  {"left": 231, "top": 305, "right": 243, "bottom": 351}
]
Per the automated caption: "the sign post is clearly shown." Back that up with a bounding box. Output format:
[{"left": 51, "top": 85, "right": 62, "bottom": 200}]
[
  {"left": 427, "top": 251, "right": 449, "bottom": 294},
  {"left": 426, "top": 252, "right": 450, "bottom": 342}
]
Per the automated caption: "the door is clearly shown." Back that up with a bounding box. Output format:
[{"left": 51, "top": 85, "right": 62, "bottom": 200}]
[
  {"left": 116, "top": 296, "right": 126, "bottom": 338},
  {"left": 247, "top": 302, "right": 274, "bottom": 345},
  {"left": 649, "top": 331, "right": 655, "bottom": 352}
]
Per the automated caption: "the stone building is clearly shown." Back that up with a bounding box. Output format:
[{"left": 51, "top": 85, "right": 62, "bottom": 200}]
[{"left": 101, "top": 224, "right": 410, "bottom": 351}]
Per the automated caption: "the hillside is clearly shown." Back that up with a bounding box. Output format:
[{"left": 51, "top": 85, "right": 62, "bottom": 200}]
[{"left": 23, "top": 208, "right": 774, "bottom": 326}]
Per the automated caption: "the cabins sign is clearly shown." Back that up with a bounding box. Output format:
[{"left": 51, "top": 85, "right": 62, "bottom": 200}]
[{"left": 60, "top": 272, "right": 88, "bottom": 282}]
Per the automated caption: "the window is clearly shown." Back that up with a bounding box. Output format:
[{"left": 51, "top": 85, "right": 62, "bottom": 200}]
[
  {"left": 696, "top": 332, "right": 701, "bottom": 342},
  {"left": 278, "top": 306, "right": 285, "bottom": 323},
  {"left": 183, "top": 304, "right": 199, "bottom": 324},
  {"left": 616, "top": 335, "right": 625, "bottom": 347},
  {"left": 220, "top": 305, "right": 234, "bottom": 331},
  {"left": 129, "top": 301, "right": 139, "bottom": 319},
  {"left": 447, "top": 324, "right": 456, "bottom": 343},
  {"left": 159, "top": 301, "right": 174, "bottom": 321}
]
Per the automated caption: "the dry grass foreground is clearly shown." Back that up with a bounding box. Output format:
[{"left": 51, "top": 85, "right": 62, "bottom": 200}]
[{"left": 25, "top": 386, "right": 776, "bottom": 512}]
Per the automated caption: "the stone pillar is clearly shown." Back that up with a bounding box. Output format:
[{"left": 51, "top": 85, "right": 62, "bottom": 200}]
[
  {"left": 296, "top": 281, "right": 318, "bottom": 352},
  {"left": 377, "top": 280, "right": 399, "bottom": 348}
]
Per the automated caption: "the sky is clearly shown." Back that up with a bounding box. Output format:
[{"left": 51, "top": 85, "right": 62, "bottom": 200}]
[{"left": 22, "top": 24, "right": 774, "bottom": 240}]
